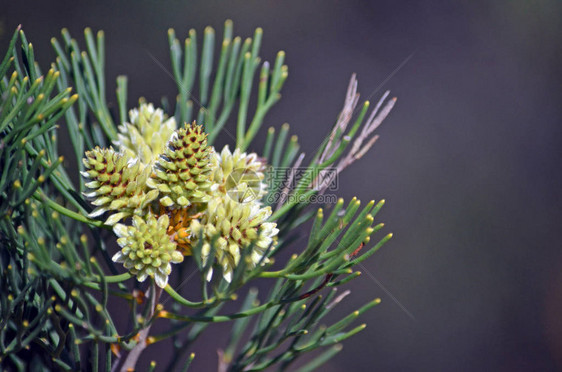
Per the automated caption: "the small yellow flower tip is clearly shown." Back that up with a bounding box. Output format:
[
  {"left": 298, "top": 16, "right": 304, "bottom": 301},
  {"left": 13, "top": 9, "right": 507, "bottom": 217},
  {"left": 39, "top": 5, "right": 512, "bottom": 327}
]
[
  {"left": 97, "top": 30, "right": 104, "bottom": 38},
  {"left": 13, "top": 180, "right": 21, "bottom": 188},
  {"left": 268, "top": 127, "right": 275, "bottom": 134},
  {"left": 157, "top": 310, "right": 170, "bottom": 318},
  {"left": 80, "top": 234, "right": 87, "bottom": 244},
  {"left": 38, "top": 175, "right": 45, "bottom": 183},
  {"left": 95, "top": 304, "right": 103, "bottom": 312},
  {"left": 110, "top": 343, "right": 121, "bottom": 357},
  {"left": 388, "top": 233, "right": 393, "bottom": 238},
  {"left": 205, "top": 26, "right": 215, "bottom": 34}
]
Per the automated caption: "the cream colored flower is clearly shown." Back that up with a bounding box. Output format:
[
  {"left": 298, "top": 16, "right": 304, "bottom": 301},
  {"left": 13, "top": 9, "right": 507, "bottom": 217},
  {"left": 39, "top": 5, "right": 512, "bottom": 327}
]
[
  {"left": 112, "top": 213, "right": 184, "bottom": 288},
  {"left": 190, "top": 197, "right": 278, "bottom": 282},
  {"left": 114, "top": 102, "right": 177, "bottom": 166},
  {"left": 210, "top": 145, "right": 267, "bottom": 203},
  {"left": 81, "top": 147, "right": 158, "bottom": 225}
]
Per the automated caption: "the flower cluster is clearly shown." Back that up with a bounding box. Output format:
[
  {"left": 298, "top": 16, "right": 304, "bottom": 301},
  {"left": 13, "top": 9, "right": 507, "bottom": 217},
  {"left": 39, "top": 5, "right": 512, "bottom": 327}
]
[{"left": 82, "top": 103, "right": 278, "bottom": 287}]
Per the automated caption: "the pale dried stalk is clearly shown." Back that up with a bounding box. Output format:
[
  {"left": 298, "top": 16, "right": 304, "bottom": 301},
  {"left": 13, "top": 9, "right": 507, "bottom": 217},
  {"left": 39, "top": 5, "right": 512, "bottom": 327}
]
[{"left": 312, "top": 74, "right": 396, "bottom": 194}]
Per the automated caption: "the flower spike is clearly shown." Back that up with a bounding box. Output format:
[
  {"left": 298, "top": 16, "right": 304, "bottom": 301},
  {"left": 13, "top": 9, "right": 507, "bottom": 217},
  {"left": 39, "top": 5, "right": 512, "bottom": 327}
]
[
  {"left": 148, "top": 122, "right": 214, "bottom": 207},
  {"left": 190, "top": 198, "right": 278, "bottom": 282},
  {"left": 114, "top": 102, "right": 177, "bottom": 165},
  {"left": 112, "top": 213, "right": 184, "bottom": 288},
  {"left": 81, "top": 147, "right": 158, "bottom": 225}
]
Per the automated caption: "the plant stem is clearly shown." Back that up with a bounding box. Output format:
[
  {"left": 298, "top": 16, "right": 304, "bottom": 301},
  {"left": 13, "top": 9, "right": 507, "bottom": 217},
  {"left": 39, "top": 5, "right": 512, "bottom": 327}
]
[{"left": 112, "top": 283, "right": 162, "bottom": 372}]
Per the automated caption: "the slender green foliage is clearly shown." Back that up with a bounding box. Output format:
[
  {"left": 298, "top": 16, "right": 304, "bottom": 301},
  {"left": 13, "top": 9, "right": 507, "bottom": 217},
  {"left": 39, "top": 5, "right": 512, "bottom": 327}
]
[{"left": 0, "top": 20, "right": 395, "bottom": 371}]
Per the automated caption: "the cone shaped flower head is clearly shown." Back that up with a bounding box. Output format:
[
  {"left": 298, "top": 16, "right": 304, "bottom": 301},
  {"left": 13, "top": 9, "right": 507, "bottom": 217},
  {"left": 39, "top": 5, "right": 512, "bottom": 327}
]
[
  {"left": 190, "top": 197, "right": 278, "bottom": 282},
  {"left": 114, "top": 102, "right": 177, "bottom": 166},
  {"left": 112, "top": 213, "right": 184, "bottom": 288},
  {"left": 147, "top": 122, "right": 214, "bottom": 208},
  {"left": 211, "top": 145, "right": 267, "bottom": 203},
  {"left": 81, "top": 147, "right": 158, "bottom": 225}
]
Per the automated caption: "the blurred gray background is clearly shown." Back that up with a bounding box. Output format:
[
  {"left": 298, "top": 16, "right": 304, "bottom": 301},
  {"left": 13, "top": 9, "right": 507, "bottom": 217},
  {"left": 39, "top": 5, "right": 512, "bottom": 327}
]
[{"left": 3, "top": 0, "right": 562, "bottom": 370}]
